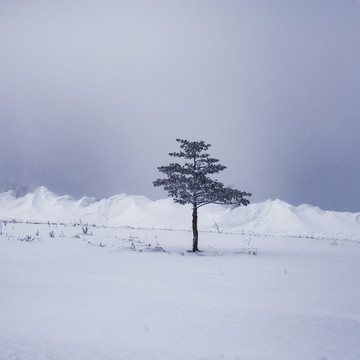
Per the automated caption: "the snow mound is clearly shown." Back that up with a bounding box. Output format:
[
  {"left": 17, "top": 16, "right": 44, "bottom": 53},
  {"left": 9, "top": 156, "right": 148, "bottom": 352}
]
[{"left": 0, "top": 187, "right": 359, "bottom": 239}]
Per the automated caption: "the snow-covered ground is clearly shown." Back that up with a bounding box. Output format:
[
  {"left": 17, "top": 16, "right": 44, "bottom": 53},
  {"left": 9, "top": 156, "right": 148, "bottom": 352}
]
[
  {"left": 1, "top": 186, "right": 360, "bottom": 239},
  {"left": 1, "top": 188, "right": 360, "bottom": 359}
]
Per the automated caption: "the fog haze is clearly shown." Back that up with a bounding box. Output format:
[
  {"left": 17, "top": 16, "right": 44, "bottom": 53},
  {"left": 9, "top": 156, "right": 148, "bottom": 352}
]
[{"left": 1, "top": 0, "right": 360, "bottom": 211}]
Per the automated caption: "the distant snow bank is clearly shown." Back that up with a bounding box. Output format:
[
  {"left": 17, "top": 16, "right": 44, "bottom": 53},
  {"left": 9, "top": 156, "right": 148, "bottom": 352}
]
[{"left": 1, "top": 186, "right": 359, "bottom": 239}]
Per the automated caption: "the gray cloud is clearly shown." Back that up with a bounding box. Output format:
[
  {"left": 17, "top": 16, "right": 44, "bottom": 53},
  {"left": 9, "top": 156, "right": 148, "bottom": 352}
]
[{"left": 1, "top": 0, "right": 360, "bottom": 211}]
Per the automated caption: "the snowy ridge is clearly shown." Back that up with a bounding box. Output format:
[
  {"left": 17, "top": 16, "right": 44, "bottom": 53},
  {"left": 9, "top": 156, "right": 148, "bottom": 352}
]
[{"left": 1, "top": 186, "right": 359, "bottom": 238}]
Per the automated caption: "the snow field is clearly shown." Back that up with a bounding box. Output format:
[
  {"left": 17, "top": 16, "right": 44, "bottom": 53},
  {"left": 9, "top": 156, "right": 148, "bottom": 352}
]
[
  {"left": 1, "top": 187, "right": 360, "bottom": 240},
  {"left": 1, "top": 221, "right": 360, "bottom": 359}
]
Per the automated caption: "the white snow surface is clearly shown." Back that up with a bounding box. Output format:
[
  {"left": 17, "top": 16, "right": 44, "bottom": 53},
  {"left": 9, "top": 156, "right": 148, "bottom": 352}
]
[
  {"left": 1, "top": 186, "right": 360, "bottom": 239},
  {"left": 1, "top": 187, "right": 360, "bottom": 359}
]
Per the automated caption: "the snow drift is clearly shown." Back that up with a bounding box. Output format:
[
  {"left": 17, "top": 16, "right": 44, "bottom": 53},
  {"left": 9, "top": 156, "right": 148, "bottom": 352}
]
[{"left": 1, "top": 186, "right": 359, "bottom": 239}]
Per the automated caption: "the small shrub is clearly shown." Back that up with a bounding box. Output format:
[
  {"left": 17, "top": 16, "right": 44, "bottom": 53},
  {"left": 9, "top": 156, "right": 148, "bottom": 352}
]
[
  {"left": 80, "top": 220, "right": 89, "bottom": 234},
  {"left": 18, "top": 235, "right": 35, "bottom": 242}
]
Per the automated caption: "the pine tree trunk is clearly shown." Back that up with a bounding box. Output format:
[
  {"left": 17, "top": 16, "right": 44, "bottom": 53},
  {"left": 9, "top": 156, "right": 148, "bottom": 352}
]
[{"left": 192, "top": 205, "right": 199, "bottom": 252}]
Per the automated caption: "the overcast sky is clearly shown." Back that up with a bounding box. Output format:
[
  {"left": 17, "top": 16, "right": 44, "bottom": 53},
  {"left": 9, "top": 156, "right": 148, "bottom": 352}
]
[{"left": 1, "top": 0, "right": 360, "bottom": 211}]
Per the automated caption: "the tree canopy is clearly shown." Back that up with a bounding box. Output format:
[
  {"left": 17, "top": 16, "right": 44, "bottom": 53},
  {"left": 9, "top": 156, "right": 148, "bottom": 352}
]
[{"left": 154, "top": 139, "right": 252, "bottom": 252}]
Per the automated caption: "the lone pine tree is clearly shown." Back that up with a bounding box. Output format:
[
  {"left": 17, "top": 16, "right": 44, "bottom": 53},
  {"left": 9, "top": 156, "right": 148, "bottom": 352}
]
[{"left": 153, "top": 139, "right": 252, "bottom": 252}]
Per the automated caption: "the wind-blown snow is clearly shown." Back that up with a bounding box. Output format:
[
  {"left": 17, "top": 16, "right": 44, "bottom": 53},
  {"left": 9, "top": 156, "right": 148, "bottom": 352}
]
[{"left": 0, "top": 186, "right": 359, "bottom": 239}]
